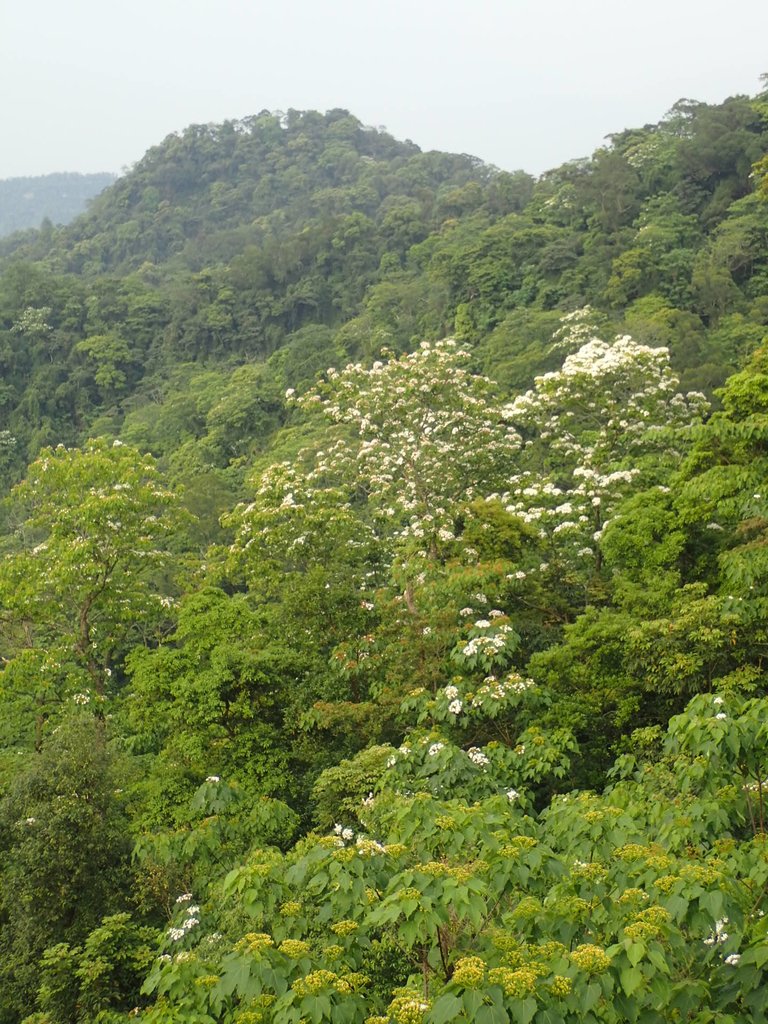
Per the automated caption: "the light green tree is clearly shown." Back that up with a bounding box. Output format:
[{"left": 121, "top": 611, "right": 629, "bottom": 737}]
[{"left": 0, "top": 438, "right": 187, "bottom": 749}]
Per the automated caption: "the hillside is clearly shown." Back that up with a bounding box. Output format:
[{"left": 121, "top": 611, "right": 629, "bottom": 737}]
[
  {"left": 0, "top": 172, "right": 115, "bottom": 237},
  {"left": 0, "top": 93, "right": 767, "bottom": 1023}
]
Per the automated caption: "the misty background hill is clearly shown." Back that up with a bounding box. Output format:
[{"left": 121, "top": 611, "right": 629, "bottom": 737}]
[{"left": 0, "top": 172, "right": 116, "bottom": 237}]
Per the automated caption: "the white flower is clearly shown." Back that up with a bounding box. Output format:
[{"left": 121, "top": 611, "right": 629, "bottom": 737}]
[
  {"left": 386, "top": 755, "right": 397, "bottom": 768},
  {"left": 459, "top": 607, "right": 474, "bottom": 616},
  {"left": 474, "top": 619, "right": 491, "bottom": 629},
  {"left": 183, "top": 917, "right": 199, "bottom": 930},
  {"left": 168, "top": 927, "right": 186, "bottom": 941},
  {"left": 186, "top": 905, "right": 200, "bottom": 916},
  {"left": 715, "top": 713, "right": 727, "bottom": 721},
  {"left": 25, "top": 817, "right": 36, "bottom": 825},
  {"left": 448, "top": 699, "right": 463, "bottom": 715},
  {"left": 361, "top": 792, "right": 375, "bottom": 807},
  {"left": 175, "top": 893, "right": 193, "bottom": 904},
  {"left": 444, "top": 685, "right": 459, "bottom": 700},
  {"left": 285, "top": 388, "right": 295, "bottom": 398},
  {"left": 713, "top": 696, "right": 724, "bottom": 705},
  {"left": 342, "top": 827, "right": 354, "bottom": 841},
  {"left": 725, "top": 953, "right": 741, "bottom": 966},
  {"left": 468, "top": 747, "right": 490, "bottom": 767},
  {"left": 422, "top": 626, "right": 432, "bottom": 636},
  {"left": 428, "top": 742, "right": 445, "bottom": 757},
  {"left": 206, "top": 775, "right": 220, "bottom": 783},
  {"left": 506, "top": 788, "right": 520, "bottom": 802}
]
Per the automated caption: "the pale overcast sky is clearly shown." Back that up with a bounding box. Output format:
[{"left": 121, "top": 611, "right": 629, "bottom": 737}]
[{"left": 1, "top": 0, "right": 766, "bottom": 180}]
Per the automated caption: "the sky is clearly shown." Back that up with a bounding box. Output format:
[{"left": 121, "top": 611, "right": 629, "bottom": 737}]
[{"left": 1, "top": 0, "right": 766, "bottom": 181}]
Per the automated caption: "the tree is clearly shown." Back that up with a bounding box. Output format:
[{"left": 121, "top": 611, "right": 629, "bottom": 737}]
[
  {"left": 501, "top": 316, "right": 708, "bottom": 589},
  {"left": 0, "top": 439, "right": 187, "bottom": 749}
]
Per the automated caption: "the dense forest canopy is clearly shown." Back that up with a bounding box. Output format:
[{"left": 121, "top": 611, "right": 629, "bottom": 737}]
[{"left": 0, "top": 88, "right": 768, "bottom": 1023}]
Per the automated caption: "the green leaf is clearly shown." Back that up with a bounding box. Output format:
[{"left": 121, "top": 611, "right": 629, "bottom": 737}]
[
  {"left": 511, "top": 996, "right": 537, "bottom": 1024},
  {"left": 620, "top": 966, "right": 644, "bottom": 997},
  {"left": 429, "top": 993, "right": 463, "bottom": 1024}
]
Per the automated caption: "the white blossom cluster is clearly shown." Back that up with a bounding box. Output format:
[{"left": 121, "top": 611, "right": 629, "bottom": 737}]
[
  {"left": 167, "top": 898, "right": 201, "bottom": 941},
  {"left": 500, "top": 328, "right": 708, "bottom": 567},
  {"left": 703, "top": 918, "right": 729, "bottom": 946},
  {"left": 295, "top": 341, "right": 522, "bottom": 553},
  {"left": 471, "top": 672, "right": 535, "bottom": 707}
]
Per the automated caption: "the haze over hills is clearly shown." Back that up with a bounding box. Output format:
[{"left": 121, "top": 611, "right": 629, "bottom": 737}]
[
  {"left": 0, "top": 93, "right": 767, "bottom": 1022},
  {"left": 0, "top": 172, "right": 116, "bottom": 237}
]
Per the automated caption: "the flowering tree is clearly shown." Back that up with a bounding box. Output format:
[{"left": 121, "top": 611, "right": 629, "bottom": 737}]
[
  {"left": 294, "top": 340, "right": 522, "bottom": 557},
  {"left": 501, "top": 329, "right": 708, "bottom": 579}
]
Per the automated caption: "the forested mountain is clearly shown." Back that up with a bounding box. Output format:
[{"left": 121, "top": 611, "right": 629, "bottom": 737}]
[
  {"left": 0, "top": 173, "right": 115, "bottom": 238},
  {"left": 1, "top": 92, "right": 768, "bottom": 1023}
]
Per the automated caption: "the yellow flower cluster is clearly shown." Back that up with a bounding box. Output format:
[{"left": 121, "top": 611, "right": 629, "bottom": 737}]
[
  {"left": 452, "top": 956, "right": 486, "bottom": 987},
  {"left": 549, "top": 975, "right": 573, "bottom": 997},
  {"left": 509, "top": 835, "right": 538, "bottom": 850},
  {"left": 323, "top": 944, "right": 344, "bottom": 960},
  {"left": 571, "top": 861, "right": 608, "bottom": 882},
  {"left": 237, "top": 933, "right": 274, "bottom": 955},
  {"left": 557, "top": 896, "right": 592, "bottom": 920},
  {"left": 536, "top": 940, "right": 568, "bottom": 959},
  {"left": 280, "top": 900, "right": 302, "bottom": 916},
  {"left": 330, "top": 919, "right": 359, "bottom": 936},
  {"left": 512, "top": 896, "right": 542, "bottom": 920},
  {"left": 396, "top": 888, "right": 422, "bottom": 903},
  {"left": 652, "top": 875, "right": 680, "bottom": 894},
  {"left": 279, "top": 939, "right": 311, "bottom": 958},
  {"left": 332, "top": 847, "right": 357, "bottom": 864},
  {"left": 584, "top": 810, "right": 606, "bottom": 824},
  {"left": 194, "top": 975, "right": 219, "bottom": 988},
  {"left": 614, "top": 844, "right": 652, "bottom": 861},
  {"left": 487, "top": 966, "right": 537, "bottom": 997},
  {"left": 679, "top": 864, "right": 723, "bottom": 885},
  {"left": 355, "top": 838, "right": 386, "bottom": 857},
  {"left": 617, "top": 888, "right": 650, "bottom": 905},
  {"left": 644, "top": 853, "right": 674, "bottom": 872},
  {"left": 386, "top": 993, "right": 430, "bottom": 1024},
  {"left": 490, "top": 933, "right": 525, "bottom": 963},
  {"left": 435, "top": 815, "right": 457, "bottom": 830},
  {"left": 384, "top": 843, "right": 408, "bottom": 857},
  {"left": 365, "top": 887, "right": 379, "bottom": 904},
  {"left": 292, "top": 970, "right": 349, "bottom": 996},
  {"left": 342, "top": 972, "right": 369, "bottom": 991},
  {"left": 571, "top": 944, "right": 612, "bottom": 974},
  {"left": 421, "top": 861, "right": 452, "bottom": 877}
]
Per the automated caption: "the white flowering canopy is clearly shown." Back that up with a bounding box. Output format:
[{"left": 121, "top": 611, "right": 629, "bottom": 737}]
[
  {"left": 296, "top": 340, "right": 521, "bottom": 552},
  {"left": 500, "top": 328, "right": 709, "bottom": 566}
]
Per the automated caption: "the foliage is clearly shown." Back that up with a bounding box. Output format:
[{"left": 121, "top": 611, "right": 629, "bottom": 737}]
[{"left": 1, "top": 83, "right": 768, "bottom": 1024}]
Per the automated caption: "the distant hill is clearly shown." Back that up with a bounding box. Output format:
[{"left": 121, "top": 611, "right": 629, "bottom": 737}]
[
  {"left": 0, "top": 101, "right": 765, "bottom": 490},
  {"left": 0, "top": 172, "right": 116, "bottom": 236}
]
